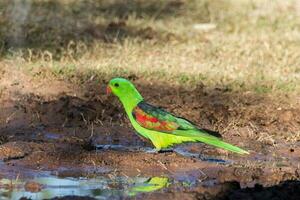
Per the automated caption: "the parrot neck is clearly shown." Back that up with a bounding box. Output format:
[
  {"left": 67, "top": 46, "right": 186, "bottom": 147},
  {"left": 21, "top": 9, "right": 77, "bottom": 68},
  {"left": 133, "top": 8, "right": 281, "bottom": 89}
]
[{"left": 119, "top": 91, "right": 143, "bottom": 114}]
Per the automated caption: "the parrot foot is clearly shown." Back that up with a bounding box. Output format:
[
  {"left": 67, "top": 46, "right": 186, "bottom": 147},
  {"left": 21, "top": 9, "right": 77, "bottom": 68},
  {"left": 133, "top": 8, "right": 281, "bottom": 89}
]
[
  {"left": 146, "top": 148, "right": 173, "bottom": 154},
  {"left": 158, "top": 149, "right": 174, "bottom": 153}
]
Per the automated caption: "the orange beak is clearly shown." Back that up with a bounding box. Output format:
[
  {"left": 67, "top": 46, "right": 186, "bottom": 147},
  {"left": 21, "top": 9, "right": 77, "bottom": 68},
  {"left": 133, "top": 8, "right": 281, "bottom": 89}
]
[{"left": 106, "top": 85, "right": 112, "bottom": 95}]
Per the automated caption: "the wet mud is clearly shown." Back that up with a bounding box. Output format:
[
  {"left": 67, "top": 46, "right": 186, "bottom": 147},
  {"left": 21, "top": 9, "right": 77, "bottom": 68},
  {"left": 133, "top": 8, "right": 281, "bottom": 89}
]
[{"left": 0, "top": 67, "right": 300, "bottom": 199}]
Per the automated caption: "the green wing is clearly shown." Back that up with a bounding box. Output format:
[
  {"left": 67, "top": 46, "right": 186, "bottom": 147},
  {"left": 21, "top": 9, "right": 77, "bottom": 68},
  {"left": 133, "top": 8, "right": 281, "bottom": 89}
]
[{"left": 132, "top": 101, "right": 220, "bottom": 136}]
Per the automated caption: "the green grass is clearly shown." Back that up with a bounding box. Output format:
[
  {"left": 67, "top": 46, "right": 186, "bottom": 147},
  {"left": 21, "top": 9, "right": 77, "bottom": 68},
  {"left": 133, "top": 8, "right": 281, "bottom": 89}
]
[{"left": 0, "top": 0, "right": 300, "bottom": 94}]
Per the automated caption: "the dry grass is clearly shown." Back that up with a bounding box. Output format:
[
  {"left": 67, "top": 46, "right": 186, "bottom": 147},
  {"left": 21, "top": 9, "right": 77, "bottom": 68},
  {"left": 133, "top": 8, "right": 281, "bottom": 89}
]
[{"left": 0, "top": 0, "right": 299, "bottom": 94}]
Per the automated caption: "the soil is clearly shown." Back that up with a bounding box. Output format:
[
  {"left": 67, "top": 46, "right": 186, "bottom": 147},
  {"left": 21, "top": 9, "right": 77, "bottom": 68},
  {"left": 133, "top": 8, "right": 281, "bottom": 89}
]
[{"left": 0, "top": 66, "right": 300, "bottom": 200}]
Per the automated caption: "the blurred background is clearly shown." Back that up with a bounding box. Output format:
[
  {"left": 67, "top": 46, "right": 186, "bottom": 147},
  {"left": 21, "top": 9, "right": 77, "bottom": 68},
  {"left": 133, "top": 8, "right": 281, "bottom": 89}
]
[{"left": 0, "top": 0, "right": 299, "bottom": 93}]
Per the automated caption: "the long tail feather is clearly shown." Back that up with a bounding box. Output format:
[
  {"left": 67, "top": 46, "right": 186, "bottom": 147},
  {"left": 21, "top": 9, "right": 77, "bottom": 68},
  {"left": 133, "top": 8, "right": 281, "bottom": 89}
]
[
  {"left": 173, "top": 130, "right": 249, "bottom": 154},
  {"left": 193, "top": 135, "right": 249, "bottom": 154}
]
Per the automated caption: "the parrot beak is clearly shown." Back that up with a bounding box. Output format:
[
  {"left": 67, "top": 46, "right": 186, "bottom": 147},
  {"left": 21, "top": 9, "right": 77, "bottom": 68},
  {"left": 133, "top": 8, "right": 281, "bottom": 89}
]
[{"left": 106, "top": 85, "right": 112, "bottom": 95}]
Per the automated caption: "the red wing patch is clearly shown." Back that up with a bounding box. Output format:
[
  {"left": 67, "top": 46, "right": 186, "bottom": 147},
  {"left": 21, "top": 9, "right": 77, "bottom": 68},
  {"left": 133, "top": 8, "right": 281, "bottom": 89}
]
[{"left": 133, "top": 107, "right": 179, "bottom": 132}]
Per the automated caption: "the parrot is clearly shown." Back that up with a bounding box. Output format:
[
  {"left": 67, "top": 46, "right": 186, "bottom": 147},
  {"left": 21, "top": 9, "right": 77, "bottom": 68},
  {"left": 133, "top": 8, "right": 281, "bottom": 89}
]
[{"left": 107, "top": 78, "right": 249, "bottom": 154}]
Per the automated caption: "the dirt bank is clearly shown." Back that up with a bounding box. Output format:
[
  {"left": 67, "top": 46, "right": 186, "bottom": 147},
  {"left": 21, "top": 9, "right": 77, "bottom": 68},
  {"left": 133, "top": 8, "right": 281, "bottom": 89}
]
[{"left": 0, "top": 66, "right": 299, "bottom": 199}]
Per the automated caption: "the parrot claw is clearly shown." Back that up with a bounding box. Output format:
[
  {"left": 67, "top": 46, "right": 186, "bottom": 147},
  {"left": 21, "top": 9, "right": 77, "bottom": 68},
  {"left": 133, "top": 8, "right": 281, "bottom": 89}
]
[
  {"left": 158, "top": 149, "right": 174, "bottom": 153},
  {"left": 146, "top": 148, "right": 173, "bottom": 154}
]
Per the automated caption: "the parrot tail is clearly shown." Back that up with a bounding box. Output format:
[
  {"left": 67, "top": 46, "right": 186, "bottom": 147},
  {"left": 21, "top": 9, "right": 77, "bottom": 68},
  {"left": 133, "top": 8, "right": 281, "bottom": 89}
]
[
  {"left": 193, "top": 134, "right": 249, "bottom": 154},
  {"left": 173, "top": 129, "right": 249, "bottom": 154}
]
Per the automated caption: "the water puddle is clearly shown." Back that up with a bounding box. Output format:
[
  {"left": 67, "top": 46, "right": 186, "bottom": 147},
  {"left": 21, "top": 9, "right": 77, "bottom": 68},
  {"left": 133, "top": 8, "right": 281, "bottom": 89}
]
[
  {"left": 0, "top": 175, "right": 169, "bottom": 199},
  {"left": 0, "top": 160, "right": 172, "bottom": 199},
  {"left": 95, "top": 144, "right": 153, "bottom": 152}
]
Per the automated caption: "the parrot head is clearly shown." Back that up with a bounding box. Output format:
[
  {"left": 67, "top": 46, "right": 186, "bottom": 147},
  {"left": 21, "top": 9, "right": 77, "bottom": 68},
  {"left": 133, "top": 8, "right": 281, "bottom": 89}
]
[{"left": 107, "top": 78, "right": 143, "bottom": 103}]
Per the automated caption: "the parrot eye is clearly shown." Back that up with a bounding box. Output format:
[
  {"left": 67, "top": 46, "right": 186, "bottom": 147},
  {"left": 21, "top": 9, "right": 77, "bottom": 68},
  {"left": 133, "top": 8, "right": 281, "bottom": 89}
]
[{"left": 114, "top": 83, "right": 119, "bottom": 87}]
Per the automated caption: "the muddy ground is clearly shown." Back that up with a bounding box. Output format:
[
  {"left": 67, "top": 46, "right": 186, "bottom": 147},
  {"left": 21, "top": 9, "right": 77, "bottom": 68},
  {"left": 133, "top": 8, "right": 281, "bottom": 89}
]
[{"left": 0, "top": 66, "right": 300, "bottom": 200}]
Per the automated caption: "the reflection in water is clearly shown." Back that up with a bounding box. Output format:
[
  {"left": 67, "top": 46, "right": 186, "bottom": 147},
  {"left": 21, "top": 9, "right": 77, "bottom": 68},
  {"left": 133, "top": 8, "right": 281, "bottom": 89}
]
[
  {"left": 0, "top": 176, "right": 169, "bottom": 199},
  {"left": 127, "top": 177, "right": 169, "bottom": 196}
]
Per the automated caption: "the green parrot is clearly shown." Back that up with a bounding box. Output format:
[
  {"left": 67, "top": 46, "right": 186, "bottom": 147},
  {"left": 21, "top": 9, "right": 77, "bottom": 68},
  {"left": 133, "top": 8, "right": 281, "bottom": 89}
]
[{"left": 107, "top": 78, "right": 249, "bottom": 154}]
